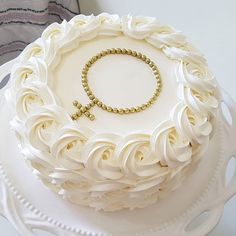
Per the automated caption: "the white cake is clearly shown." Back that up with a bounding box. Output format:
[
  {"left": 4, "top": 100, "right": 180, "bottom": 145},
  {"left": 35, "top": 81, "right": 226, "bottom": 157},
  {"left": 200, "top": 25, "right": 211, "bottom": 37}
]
[{"left": 6, "top": 13, "right": 219, "bottom": 211}]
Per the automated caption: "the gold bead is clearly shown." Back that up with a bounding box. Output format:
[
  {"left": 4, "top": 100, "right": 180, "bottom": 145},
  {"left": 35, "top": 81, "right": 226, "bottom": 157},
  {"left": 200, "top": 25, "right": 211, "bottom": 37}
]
[
  {"left": 107, "top": 106, "right": 113, "bottom": 112},
  {"left": 77, "top": 103, "right": 82, "bottom": 109},
  {"left": 151, "top": 65, "right": 156, "bottom": 70},
  {"left": 76, "top": 110, "right": 82, "bottom": 116},
  {"left": 83, "top": 67, "right": 89, "bottom": 72},
  {"left": 150, "top": 99, "right": 155, "bottom": 104},
  {"left": 89, "top": 114, "right": 95, "bottom": 121},
  {"left": 80, "top": 107, "right": 87, "bottom": 113},
  {"left": 145, "top": 58, "right": 151, "bottom": 63},
  {"left": 130, "top": 107, "right": 136, "bottom": 113},
  {"left": 73, "top": 100, "right": 78, "bottom": 106},
  {"left": 149, "top": 61, "right": 154, "bottom": 66},
  {"left": 141, "top": 54, "right": 146, "bottom": 61},
  {"left": 113, "top": 108, "right": 118, "bottom": 113},
  {"left": 102, "top": 104, "right": 107, "bottom": 110},
  {"left": 101, "top": 51, "right": 107, "bottom": 56},
  {"left": 118, "top": 108, "right": 124, "bottom": 114},
  {"left": 116, "top": 48, "right": 122, "bottom": 54},
  {"left": 97, "top": 101, "right": 102, "bottom": 107},
  {"left": 89, "top": 101, "right": 95, "bottom": 106},
  {"left": 135, "top": 107, "right": 141, "bottom": 112},
  {"left": 122, "top": 49, "right": 127, "bottom": 54},
  {"left": 127, "top": 49, "right": 132, "bottom": 55},
  {"left": 152, "top": 96, "right": 157, "bottom": 102},
  {"left": 84, "top": 86, "right": 89, "bottom": 92},
  {"left": 71, "top": 114, "right": 78, "bottom": 120},
  {"left": 84, "top": 111, "right": 90, "bottom": 116},
  {"left": 89, "top": 94, "right": 95, "bottom": 100},
  {"left": 111, "top": 48, "right": 116, "bottom": 54},
  {"left": 141, "top": 104, "right": 147, "bottom": 110},
  {"left": 137, "top": 52, "right": 142, "bottom": 58},
  {"left": 93, "top": 98, "right": 98, "bottom": 103},
  {"left": 132, "top": 51, "right": 137, "bottom": 57},
  {"left": 85, "top": 104, "right": 91, "bottom": 109},
  {"left": 93, "top": 56, "right": 97, "bottom": 61},
  {"left": 125, "top": 108, "right": 130, "bottom": 114},
  {"left": 81, "top": 78, "right": 87, "bottom": 84}
]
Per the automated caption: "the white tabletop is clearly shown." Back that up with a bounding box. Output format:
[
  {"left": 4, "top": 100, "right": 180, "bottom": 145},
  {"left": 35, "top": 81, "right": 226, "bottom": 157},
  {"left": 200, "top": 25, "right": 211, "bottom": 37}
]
[{"left": 0, "top": 0, "right": 236, "bottom": 235}]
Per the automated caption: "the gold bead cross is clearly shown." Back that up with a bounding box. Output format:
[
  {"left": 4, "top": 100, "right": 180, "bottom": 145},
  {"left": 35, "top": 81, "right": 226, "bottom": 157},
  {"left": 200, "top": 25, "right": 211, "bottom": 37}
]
[
  {"left": 71, "top": 48, "right": 162, "bottom": 122},
  {"left": 71, "top": 100, "right": 95, "bottom": 121}
]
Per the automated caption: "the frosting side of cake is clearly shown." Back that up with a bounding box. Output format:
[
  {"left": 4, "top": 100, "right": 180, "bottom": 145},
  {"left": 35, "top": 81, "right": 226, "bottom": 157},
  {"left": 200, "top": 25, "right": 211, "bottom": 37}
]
[{"left": 6, "top": 13, "right": 219, "bottom": 211}]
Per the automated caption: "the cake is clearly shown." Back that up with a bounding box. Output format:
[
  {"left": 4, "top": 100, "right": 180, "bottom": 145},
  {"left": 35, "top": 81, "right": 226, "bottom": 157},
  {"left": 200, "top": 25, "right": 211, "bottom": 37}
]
[{"left": 6, "top": 13, "right": 219, "bottom": 211}]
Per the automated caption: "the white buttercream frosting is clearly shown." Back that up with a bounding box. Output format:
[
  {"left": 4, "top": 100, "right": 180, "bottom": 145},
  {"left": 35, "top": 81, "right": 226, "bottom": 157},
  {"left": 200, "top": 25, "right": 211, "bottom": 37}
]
[
  {"left": 26, "top": 105, "right": 71, "bottom": 151},
  {"left": 12, "top": 58, "right": 48, "bottom": 90},
  {"left": 7, "top": 13, "right": 219, "bottom": 211},
  {"left": 97, "top": 13, "right": 121, "bottom": 36},
  {"left": 16, "top": 82, "right": 56, "bottom": 119}
]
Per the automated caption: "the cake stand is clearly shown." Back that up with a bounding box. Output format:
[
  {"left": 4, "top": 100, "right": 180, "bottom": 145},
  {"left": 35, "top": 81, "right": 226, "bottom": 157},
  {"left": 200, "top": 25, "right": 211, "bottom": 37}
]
[{"left": 0, "top": 60, "right": 236, "bottom": 236}]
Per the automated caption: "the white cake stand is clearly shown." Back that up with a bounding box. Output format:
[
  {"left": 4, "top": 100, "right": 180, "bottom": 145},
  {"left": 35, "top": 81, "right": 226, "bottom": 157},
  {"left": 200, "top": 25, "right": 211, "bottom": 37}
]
[{"left": 0, "top": 60, "right": 236, "bottom": 236}]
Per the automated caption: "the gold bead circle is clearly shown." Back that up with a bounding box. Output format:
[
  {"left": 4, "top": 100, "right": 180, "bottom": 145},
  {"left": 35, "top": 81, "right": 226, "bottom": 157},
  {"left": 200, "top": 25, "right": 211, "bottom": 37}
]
[{"left": 80, "top": 48, "right": 162, "bottom": 116}]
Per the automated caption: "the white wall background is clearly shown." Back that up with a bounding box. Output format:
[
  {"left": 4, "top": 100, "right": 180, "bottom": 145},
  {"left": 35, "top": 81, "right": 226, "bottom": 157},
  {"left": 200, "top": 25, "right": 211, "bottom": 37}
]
[{"left": 0, "top": 0, "right": 236, "bottom": 235}]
